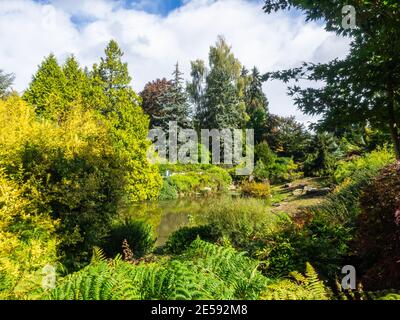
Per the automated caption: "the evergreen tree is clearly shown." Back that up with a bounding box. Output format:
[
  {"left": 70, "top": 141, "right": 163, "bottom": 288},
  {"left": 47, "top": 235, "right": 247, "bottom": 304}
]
[
  {"left": 23, "top": 54, "right": 67, "bottom": 118},
  {"left": 303, "top": 133, "right": 337, "bottom": 177},
  {"left": 91, "top": 40, "right": 162, "bottom": 201},
  {"left": 188, "top": 36, "right": 248, "bottom": 129},
  {"left": 63, "top": 55, "right": 89, "bottom": 106},
  {"left": 170, "top": 62, "right": 191, "bottom": 128},
  {"left": 0, "top": 70, "right": 14, "bottom": 99},
  {"left": 245, "top": 67, "right": 269, "bottom": 143},
  {"left": 141, "top": 64, "right": 191, "bottom": 130}
]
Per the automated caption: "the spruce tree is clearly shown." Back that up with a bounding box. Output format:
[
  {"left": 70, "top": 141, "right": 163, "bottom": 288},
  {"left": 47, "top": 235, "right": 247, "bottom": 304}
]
[
  {"left": 141, "top": 63, "right": 191, "bottom": 130},
  {"left": 23, "top": 54, "right": 67, "bottom": 118}
]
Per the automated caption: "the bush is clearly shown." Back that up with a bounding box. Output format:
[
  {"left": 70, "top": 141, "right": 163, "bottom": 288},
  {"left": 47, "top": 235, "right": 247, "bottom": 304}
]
[
  {"left": 241, "top": 181, "right": 271, "bottom": 198},
  {"left": 0, "top": 96, "right": 127, "bottom": 269},
  {"left": 195, "top": 197, "right": 277, "bottom": 250},
  {"left": 164, "top": 225, "right": 217, "bottom": 254},
  {"left": 254, "top": 142, "right": 303, "bottom": 183},
  {"left": 334, "top": 147, "right": 395, "bottom": 183},
  {"left": 355, "top": 162, "right": 400, "bottom": 290},
  {"left": 0, "top": 172, "right": 58, "bottom": 299},
  {"left": 261, "top": 167, "right": 378, "bottom": 280},
  {"left": 158, "top": 180, "right": 178, "bottom": 200},
  {"left": 104, "top": 219, "right": 156, "bottom": 259},
  {"left": 166, "top": 166, "right": 232, "bottom": 195}
]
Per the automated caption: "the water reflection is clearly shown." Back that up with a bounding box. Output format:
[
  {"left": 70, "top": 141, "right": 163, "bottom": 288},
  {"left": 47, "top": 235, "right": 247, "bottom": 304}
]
[{"left": 122, "top": 194, "right": 236, "bottom": 246}]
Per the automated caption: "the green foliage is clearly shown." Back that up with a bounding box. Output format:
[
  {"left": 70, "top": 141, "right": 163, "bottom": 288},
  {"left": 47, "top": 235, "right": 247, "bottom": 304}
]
[
  {"left": 262, "top": 166, "right": 378, "bottom": 280},
  {"left": 23, "top": 54, "right": 68, "bottom": 118},
  {"left": 241, "top": 181, "right": 271, "bottom": 198},
  {"left": 303, "top": 133, "right": 337, "bottom": 177},
  {"left": 263, "top": 115, "right": 312, "bottom": 162},
  {"left": 104, "top": 220, "right": 156, "bottom": 259},
  {"left": 47, "top": 239, "right": 271, "bottom": 300},
  {"left": 262, "top": 263, "right": 330, "bottom": 300},
  {"left": 188, "top": 36, "right": 248, "bottom": 129},
  {"left": 244, "top": 67, "right": 269, "bottom": 144},
  {"left": 23, "top": 41, "right": 162, "bottom": 204},
  {"left": 90, "top": 40, "right": 162, "bottom": 202},
  {"left": 165, "top": 165, "right": 232, "bottom": 195},
  {"left": 254, "top": 142, "right": 303, "bottom": 183},
  {"left": 334, "top": 147, "right": 395, "bottom": 183},
  {"left": 141, "top": 64, "right": 191, "bottom": 130},
  {"left": 195, "top": 197, "right": 277, "bottom": 250},
  {"left": 164, "top": 225, "right": 217, "bottom": 254},
  {"left": 263, "top": 0, "right": 400, "bottom": 159},
  {"left": 0, "top": 96, "right": 126, "bottom": 269},
  {"left": 158, "top": 180, "right": 178, "bottom": 200},
  {"left": 0, "top": 170, "right": 58, "bottom": 300}
]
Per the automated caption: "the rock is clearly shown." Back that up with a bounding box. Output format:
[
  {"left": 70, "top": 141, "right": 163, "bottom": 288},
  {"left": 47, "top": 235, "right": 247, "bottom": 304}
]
[
  {"left": 284, "top": 183, "right": 293, "bottom": 188},
  {"left": 292, "top": 189, "right": 304, "bottom": 196},
  {"left": 304, "top": 187, "right": 331, "bottom": 196}
]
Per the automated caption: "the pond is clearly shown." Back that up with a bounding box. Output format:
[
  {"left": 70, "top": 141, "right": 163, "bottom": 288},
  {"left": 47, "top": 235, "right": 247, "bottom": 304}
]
[{"left": 123, "top": 194, "right": 240, "bottom": 246}]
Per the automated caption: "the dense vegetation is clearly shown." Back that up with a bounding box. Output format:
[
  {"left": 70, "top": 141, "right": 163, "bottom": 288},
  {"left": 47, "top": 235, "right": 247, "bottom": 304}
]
[{"left": 1, "top": 0, "right": 399, "bottom": 301}]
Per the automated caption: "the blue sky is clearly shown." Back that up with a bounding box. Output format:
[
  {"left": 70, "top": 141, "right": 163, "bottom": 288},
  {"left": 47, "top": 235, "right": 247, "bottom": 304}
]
[{"left": 127, "top": 0, "right": 185, "bottom": 15}]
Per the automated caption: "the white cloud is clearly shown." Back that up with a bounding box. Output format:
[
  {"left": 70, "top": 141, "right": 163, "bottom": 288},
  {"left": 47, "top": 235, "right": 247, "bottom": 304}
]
[{"left": 0, "top": 0, "right": 350, "bottom": 125}]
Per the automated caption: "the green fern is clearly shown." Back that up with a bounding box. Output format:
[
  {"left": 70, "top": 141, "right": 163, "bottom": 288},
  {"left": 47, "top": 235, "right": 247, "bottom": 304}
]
[{"left": 262, "top": 263, "right": 330, "bottom": 300}]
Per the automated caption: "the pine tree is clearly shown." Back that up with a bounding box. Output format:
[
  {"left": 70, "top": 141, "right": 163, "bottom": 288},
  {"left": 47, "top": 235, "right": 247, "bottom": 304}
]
[
  {"left": 245, "top": 67, "right": 269, "bottom": 143},
  {"left": 23, "top": 54, "right": 67, "bottom": 118}
]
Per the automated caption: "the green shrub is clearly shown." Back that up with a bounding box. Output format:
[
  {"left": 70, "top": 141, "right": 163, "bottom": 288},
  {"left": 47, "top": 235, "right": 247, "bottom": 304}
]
[
  {"left": 166, "top": 166, "right": 232, "bottom": 195},
  {"left": 195, "top": 197, "right": 277, "bottom": 250},
  {"left": 164, "top": 225, "right": 217, "bottom": 254},
  {"left": 168, "top": 173, "right": 200, "bottom": 193},
  {"left": 158, "top": 180, "right": 178, "bottom": 200},
  {"left": 261, "top": 167, "right": 378, "bottom": 280},
  {"left": 241, "top": 181, "right": 271, "bottom": 198},
  {"left": 0, "top": 171, "right": 58, "bottom": 300},
  {"left": 261, "top": 263, "right": 330, "bottom": 300},
  {"left": 334, "top": 147, "right": 395, "bottom": 183},
  {"left": 0, "top": 96, "right": 128, "bottom": 269},
  {"left": 104, "top": 219, "right": 156, "bottom": 259}
]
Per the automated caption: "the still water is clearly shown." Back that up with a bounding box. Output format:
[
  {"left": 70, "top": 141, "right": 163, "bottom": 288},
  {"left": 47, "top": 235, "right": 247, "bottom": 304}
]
[{"left": 123, "top": 194, "right": 238, "bottom": 246}]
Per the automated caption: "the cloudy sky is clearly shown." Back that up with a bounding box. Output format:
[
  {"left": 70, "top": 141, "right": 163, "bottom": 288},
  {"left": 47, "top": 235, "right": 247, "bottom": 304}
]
[{"left": 0, "top": 0, "right": 351, "bottom": 125}]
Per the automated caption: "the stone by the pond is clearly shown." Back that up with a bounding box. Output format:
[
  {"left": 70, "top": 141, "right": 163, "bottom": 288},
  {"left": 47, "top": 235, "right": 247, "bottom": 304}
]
[{"left": 292, "top": 189, "right": 304, "bottom": 196}]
